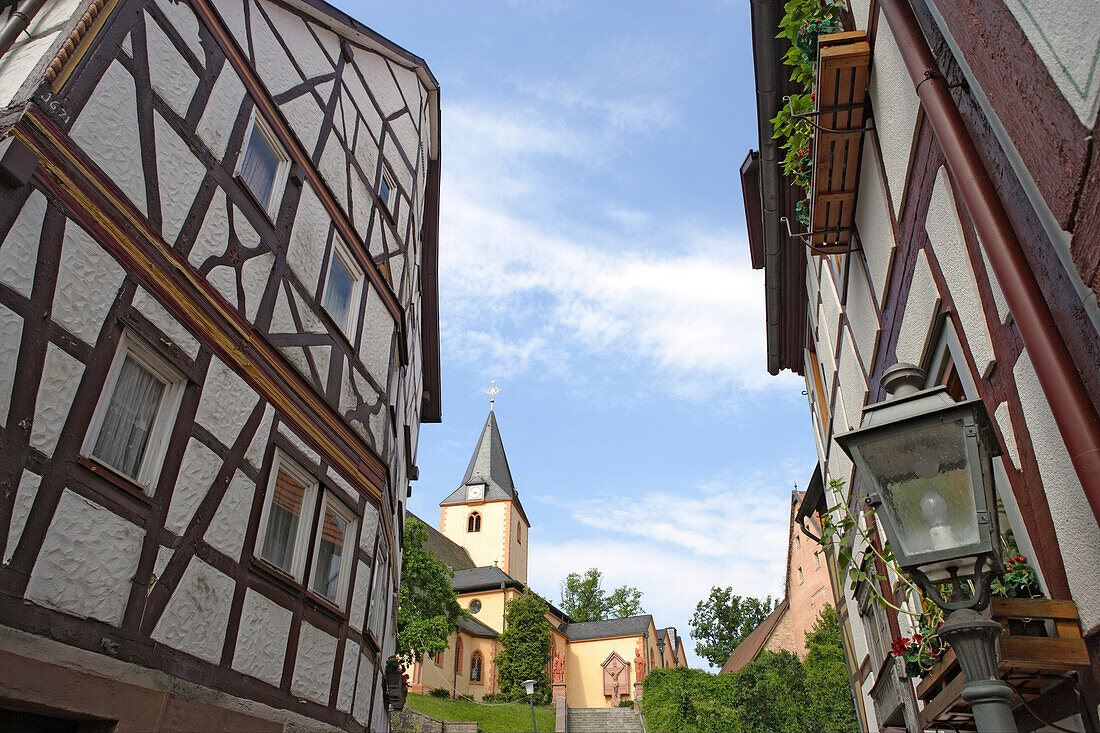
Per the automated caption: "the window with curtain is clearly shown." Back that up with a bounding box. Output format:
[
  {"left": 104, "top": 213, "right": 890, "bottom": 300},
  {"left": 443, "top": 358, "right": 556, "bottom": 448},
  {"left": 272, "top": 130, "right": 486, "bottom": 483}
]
[
  {"left": 92, "top": 355, "right": 166, "bottom": 479},
  {"left": 311, "top": 492, "right": 356, "bottom": 605},
  {"left": 84, "top": 333, "right": 184, "bottom": 490},
  {"left": 322, "top": 249, "right": 356, "bottom": 335},
  {"left": 259, "top": 453, "right": 316, "bottom": 579},
  {"left": 237, "top": 114, "right": 288, "bottom": 214}
]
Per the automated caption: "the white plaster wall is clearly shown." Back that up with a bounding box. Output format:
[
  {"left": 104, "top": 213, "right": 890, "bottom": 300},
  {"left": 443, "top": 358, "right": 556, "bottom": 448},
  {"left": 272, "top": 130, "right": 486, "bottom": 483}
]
[
  {"left": 845, "top": 261, "right": 879, "bottom": 368},
  {"left": 359, "top": 287, "right": 394, "bottom": 387},
  {"left": 348, "top": 559, "right": 370, "bottom": 632},
  {"left": 70, "top": 61, "right": 147, "bottom": 216},
  {"left": 280, "top": 93, "right": 324, "bottom": 160},
  {"left": 291, "top": 621, "right": 338, "bottom": 704},
  {"left": 241, "top": 252, "right": 275, "bottom": 322},
  {"left": 30, "top": 344, "right": 84, "bottom": 456},
  {"left": 152, "top": 557, "right": 235, "bottom": 663},
  {"left": 195, "top": 356, "right": 260, "bottom": 449},
  {"left": 854, "top": 136, "right": 897, "bottom": 304},
  {"left": 994, "top": 402, "right": 1021, "bottom": 471},
  {"left": 286, "top": 186, "right": 327, "bottom": 291},
  {"left": 1013, "top": 351, "right": 1100, "bottom": 633},
  {"left": 203, "top": 470, "right": 254, "bottom": 559},
  {"left": 0, "top": 189, "right": 46, "bottom": 299},
  {"left": 25, "top": 489, "right": 143, "bottom": 625},
  {"left": 196, "top": 65, "right": 245, "bottom": 159},
  {"left": 350, "top": 49, "right": 405, "bottom": 119},
  {"left": 837, "top": 333, "right": 867, "bottom": 432},
  {"left": 132, "top": 287, "right": 200, "bottom": 358},
  {"left": 4, "top": 470, "right": 41, "bottom": 563},
  {"left": 250, "top": 5, "right": 305, "bottom": 100},
  {"left": 318, "top": 135, "right": 349, "bottom": 212},
  {"left": 360, "top": 502, "right": 379, "bottom": 552},
  {"left": 1004, "top": 1, "right": 1100, "bottom": 127},
  {"left": 52, "top": 220, "right": 125, "bottom": 345},
  {"left": 337, "top": 639, "right": 360, "bottom": 712},
  {"left": 0, "top": 303, "right": 23, "bottom": 426},
  {"left": 925, "top": 168, "right": 996, "bottom": 377},
  {"left": 277, "top": 423, "right": 321, "bottom": 466},
  {"left": 352, "top": 652, "right": 376, "bottom": 726},
  {"left": 264, "top": 4, "right": 332, "bottom": 78},
  {"left": 153, "top": 112, "right": 207, "bottom": 249},
  {"left": 245, "top": 405, "right": 275, "bottom": 472},
  {"left": 166, "top": 437, "right": 221, "bottom": 534},
  {"left": 188, "top": 193, "right": 228, "bottom": 270},
  {"left": 145, "top": 15, "right": 198, "bottom": 119},
  {"left": 870, "top": 12, "right": 920, "bottom": 216},
  {"left": 156, "top": 0, "right": 204, "bottom": 61},
  {"left": 896, "top": 249, "right": 939, "bottom": 366},
  {"left": 979, "top": 243, "right": 1010, "bottom": 325},
  {"left": 233, "top": 588, "right": 293, "bottom": 686}
]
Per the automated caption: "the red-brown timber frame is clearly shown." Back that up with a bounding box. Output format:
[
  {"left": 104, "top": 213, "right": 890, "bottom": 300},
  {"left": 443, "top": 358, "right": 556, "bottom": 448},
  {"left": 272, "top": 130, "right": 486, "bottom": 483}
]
[{"left": 878, "top": 0, "right": 1100, "bottom": 528}]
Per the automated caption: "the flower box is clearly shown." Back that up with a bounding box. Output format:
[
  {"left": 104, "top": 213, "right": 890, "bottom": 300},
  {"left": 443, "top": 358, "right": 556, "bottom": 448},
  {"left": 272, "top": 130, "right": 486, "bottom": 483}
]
[
  {"left": 915, "top": 598, "right": 1089, "bottom": 730},
  {"left": 808, "top": 31, "right": 870, "bottom": 255},
  {"left": 384, "top": 669, "right": 407, "bottom": 711}
]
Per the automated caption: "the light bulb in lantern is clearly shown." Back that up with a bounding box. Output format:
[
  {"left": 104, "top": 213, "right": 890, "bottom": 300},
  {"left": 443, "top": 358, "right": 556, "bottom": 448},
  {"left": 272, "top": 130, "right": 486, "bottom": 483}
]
[{"left": 921, "top": 488, "right": 955, "bottom": 550}]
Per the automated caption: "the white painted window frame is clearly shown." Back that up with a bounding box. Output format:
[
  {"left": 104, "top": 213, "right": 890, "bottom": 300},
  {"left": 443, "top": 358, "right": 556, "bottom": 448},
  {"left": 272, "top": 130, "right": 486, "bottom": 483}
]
[
  {"left": 309, "top": 490, "right": 357, "bottom": 608},
  {"left": 321, "top": 237, "right": 364, "bottom": 340},
  {"left": 380, "top": 167, "right": 396, "bottom": 213},
  {"left": 255, "top": 450, "right": 318, "bottom": 582},
  {"left": 81, "top": 330, "right": 186, "bottom": 492},
  {"left": 234, "top": 110, "right": 291, "bottom": 217}
]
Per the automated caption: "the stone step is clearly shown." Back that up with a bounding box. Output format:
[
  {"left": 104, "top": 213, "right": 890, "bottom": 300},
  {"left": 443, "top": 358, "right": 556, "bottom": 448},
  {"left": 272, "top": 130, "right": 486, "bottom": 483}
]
[{"left": 567, "top": 707, "right": 644, "bottom": 733}]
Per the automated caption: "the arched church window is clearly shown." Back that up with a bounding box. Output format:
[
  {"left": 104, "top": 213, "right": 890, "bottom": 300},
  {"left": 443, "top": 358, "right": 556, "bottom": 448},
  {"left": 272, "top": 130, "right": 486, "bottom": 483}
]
[
  {"left": 456, "top": 637, "right": 463, "bottom": 675},
  {"left": 470, "top": 651, "right": 483, "bottom": 682},
  {"left": 467, "top": 512, "right": 481, "bottom": 533},
  {"left": 517, "top": 522, "right": 521, "bottom": 543}
]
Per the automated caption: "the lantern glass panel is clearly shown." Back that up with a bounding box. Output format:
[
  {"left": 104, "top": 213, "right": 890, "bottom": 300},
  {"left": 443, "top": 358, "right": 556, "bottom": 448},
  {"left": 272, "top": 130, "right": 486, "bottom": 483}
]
[{"left": 858, "top": 418, "right": 979, "bottom": 560}]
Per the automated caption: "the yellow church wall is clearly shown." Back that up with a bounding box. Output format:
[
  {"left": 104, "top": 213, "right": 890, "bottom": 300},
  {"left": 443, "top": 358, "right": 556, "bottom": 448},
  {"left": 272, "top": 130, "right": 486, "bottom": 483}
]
[
  {"left": 411, "top": 631, "right": 499, "bottom": 701},
  {"left": 506, "top": 503, "right": 529, "bottom": 584},
  {"left": 440, "top": 500, "right": 512, "bottom": 571},
  {"left": 564, "top": 636, "right": 643, "bottom": 709},
  {"left": 457, "top": 588, "right": 509, "bottom": 635}
]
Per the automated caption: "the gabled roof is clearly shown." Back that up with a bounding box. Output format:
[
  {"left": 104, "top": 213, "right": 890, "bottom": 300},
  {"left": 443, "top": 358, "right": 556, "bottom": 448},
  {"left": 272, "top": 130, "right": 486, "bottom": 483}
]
[
  {"left": 451, "top": 566, "right": 524, "bottom": 593},
  {"left": 457, "top": 614, "right": 499, "bottom": 639},
  {"left": 561, "top": 615, "right": 654, "bottom": 642},
  {"left": 440, "top": 410, "right": 529, "bottom": 523},
  {"left": 719, "top": 599, "right": 790, "bottom": 674},
  {"left": 408, "top": 510, "right": 475, "bottom": 570}
]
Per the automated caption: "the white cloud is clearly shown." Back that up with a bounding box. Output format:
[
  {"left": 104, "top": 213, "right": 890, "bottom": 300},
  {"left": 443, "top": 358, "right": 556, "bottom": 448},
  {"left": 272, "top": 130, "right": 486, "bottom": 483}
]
[{"left": 526, "top": 465, "right": 803, "bottom": 668}]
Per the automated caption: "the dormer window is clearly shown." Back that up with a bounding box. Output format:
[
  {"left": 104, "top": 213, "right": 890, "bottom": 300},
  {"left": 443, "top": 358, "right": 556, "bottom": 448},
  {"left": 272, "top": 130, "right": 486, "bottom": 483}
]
[
  {"left": 467, "top": 512, "right": 481, "bottom": 533},
  {"left": 236, "top": 112, "right": 290, "bottom": 216}
]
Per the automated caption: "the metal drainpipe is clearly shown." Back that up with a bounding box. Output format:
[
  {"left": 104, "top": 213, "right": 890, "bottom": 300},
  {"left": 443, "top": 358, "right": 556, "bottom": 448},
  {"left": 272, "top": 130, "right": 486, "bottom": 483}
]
[
  {"left": 0, "top": 0, "right": 48, "bottom": 58},
  {"left": 878, "top": 0, "right": 1100, "bottom": 528}
]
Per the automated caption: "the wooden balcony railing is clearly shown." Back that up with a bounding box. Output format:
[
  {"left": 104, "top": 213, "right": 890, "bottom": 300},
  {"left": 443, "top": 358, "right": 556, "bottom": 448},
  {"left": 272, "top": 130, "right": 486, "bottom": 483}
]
[
  {"left": 915, "top": 598, "right": 1090, "bottom": 730},
  {"left": 809, "top": 31, "right": 870, "bottom": 254}
]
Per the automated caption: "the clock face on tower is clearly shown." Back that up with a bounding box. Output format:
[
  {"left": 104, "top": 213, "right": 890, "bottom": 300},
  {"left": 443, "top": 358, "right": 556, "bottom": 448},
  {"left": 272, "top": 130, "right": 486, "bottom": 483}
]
[{"left": 467, "top": 483, "right": 484, "bottom": 501}]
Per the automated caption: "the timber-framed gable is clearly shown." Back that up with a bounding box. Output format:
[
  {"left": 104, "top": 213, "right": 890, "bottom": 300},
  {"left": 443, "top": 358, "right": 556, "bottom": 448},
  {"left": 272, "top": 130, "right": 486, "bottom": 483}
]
[{"left": 0, "top": 0, "right": 440, "bottom": 729}]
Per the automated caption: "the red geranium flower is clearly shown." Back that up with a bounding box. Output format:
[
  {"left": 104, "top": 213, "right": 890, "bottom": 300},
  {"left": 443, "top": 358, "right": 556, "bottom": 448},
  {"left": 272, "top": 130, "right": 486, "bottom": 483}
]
[{"left": 890, "top": 637, "right": 910, "bottom": 656}]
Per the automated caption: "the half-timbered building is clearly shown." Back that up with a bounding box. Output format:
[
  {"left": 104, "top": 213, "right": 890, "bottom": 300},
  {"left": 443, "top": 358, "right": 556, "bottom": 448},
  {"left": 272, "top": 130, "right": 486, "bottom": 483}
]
[
  {"left": 0, "top": 0, "right": 440, "bottom": 730},
  {"left": 744, "top": 0, "right": 1100, "bottom": 730}
]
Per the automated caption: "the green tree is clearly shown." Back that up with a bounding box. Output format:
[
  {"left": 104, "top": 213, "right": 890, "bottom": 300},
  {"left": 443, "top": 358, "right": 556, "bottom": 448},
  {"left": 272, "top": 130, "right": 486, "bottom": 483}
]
[
  {"left": 560, "top": 568, "right": 644, "bottom": 622},
  {"left": 396, "top": 516, "right": 465, "bottom": 663},
  {"left": 803, "top": 605, "right": 858, "bottom": 731},
  {"left": 731, "top": 650, "right": 808, "bottom": 733},
  {"left": 496, "top": 590, "right": 552, "bottom": 704},
  {"left": 689, "top": 587, "right": 777, "bottom": 667}
]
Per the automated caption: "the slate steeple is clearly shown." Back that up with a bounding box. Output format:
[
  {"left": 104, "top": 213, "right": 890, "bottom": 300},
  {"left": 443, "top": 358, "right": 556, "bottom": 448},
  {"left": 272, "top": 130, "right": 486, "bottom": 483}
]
[{"left": 440, "top": 409, "right": 528, "bottom": 524}]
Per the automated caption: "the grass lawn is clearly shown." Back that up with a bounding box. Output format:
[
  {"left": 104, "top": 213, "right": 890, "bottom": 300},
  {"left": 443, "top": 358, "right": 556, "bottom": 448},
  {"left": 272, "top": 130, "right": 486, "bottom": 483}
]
[{"left": 404, "top": 693, "right": 555, "bottom": 733}]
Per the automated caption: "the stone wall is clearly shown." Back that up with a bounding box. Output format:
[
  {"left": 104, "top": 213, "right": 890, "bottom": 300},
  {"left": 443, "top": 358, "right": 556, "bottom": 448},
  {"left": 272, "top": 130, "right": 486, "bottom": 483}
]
[{"left": 390, "top": 708, "right": 481, "bottom": 733}]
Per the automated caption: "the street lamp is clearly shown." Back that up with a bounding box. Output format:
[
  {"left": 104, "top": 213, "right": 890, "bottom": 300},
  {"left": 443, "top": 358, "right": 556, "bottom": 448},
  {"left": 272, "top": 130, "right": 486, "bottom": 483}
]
[
  {"left": 523, "top": 679, "right": 538, "bottom": 733},
  {"left": 835, "top": 362, "right": 1017, "bottom": 733}
]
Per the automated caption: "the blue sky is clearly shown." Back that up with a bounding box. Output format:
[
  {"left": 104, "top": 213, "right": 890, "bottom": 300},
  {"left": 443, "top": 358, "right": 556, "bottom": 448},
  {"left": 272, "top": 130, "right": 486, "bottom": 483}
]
[{"left": 334, "top": 0, "right": 818, "bottom": 669}]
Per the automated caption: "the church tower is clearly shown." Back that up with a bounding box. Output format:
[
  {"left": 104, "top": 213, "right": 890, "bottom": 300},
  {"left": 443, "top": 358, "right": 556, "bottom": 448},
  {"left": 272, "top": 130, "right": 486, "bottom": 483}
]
[{"left": 439, "top": 408, "right": 530, "bottom": 583}]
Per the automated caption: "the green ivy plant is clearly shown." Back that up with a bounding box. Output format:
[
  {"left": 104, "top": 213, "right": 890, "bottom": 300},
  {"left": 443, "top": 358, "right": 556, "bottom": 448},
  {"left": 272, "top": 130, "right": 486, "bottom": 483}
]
[{"left": 771, "top": 1, "right": 847, "bottom": 225}]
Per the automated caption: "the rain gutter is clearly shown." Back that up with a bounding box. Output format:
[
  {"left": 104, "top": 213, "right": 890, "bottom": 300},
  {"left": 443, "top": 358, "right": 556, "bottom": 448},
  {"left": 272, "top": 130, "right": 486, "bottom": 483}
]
[{"left": 0, "top": 0, "right": 46, "bottom": 58}]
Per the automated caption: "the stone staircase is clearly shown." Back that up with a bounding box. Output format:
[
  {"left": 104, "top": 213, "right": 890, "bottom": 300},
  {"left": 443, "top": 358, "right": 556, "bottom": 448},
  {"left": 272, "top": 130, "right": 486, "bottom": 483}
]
[{"left": 566, "top": 707, "right": 644, "bottom": 733}]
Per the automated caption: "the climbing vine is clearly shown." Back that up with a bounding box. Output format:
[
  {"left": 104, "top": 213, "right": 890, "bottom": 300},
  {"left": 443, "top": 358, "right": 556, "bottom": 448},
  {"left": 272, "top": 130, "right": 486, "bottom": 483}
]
[{"left": 771, "top": 1, "right": 846, "bottom": 224}]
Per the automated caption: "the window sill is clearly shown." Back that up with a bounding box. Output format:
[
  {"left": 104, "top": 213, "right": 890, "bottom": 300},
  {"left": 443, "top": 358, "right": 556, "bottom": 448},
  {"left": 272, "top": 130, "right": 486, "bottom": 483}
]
[
  {"left": 76, "top": 456, "right": 154, "bottom": 505},
  {"left": 250, "top": 557, "right": 351, "bottom": 622}
]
